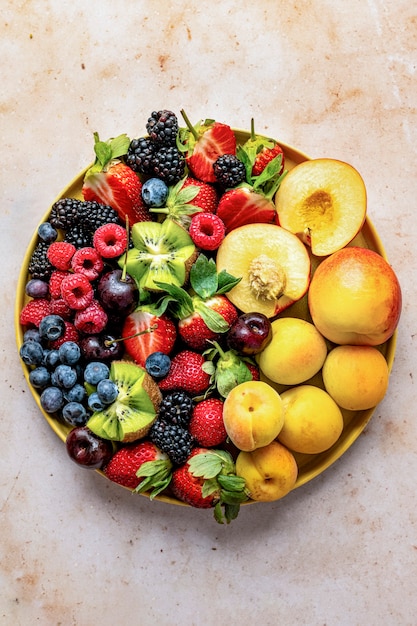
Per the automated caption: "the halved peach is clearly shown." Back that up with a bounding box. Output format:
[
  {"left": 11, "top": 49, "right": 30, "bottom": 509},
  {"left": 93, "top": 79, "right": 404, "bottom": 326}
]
[
  {"left": 275, "top": 158, "right": 367, "bottom": 256},
  {"left": 216, "top": 223, "right": 311, "bottom": 317}
]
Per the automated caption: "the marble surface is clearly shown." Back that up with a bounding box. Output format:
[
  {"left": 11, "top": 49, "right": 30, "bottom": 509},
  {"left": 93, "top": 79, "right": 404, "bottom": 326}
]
[{"left": 2, "top": 1, "right": 416, "bottom": 624}]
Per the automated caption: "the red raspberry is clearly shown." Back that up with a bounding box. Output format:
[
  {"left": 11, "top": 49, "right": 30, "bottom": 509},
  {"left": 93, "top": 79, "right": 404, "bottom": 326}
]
[
  {"left": 189, "top": 398, "right": 227, "bottom": 447},
  {"left": 71, "top": 247, "right": 104, "bottom": 281},
  {"left": 93, "top": 223, "right": 128, "bottom": 258},
  {"left": 50, "top": 321, "right": 79, "bottom": 349},
  {"left": 50, "top": 298, "right": 72, "bottom": 320},
  {"left": 60, "top": 273, "right": 94, "bottom": 310},
  {"left": 47, "top": 241, "right": 76, "bottom": 270},
  {"left": 49, "top": 270, "right": 71, "bottom": 299},
  {"left": 20, "top": 298, "right": 51, "bottom": 327},
  {"left": 74, "top": 300, "right": 108, "bottom": 334},
  {"left": 189, "top": 213, "right": 225, "bottom": 251}
]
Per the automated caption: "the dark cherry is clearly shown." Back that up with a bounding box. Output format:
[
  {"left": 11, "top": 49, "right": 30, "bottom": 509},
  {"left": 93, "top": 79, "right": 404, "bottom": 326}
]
[
  {"left": 227, "top": 312, "right": 273, "bottom": 355},
  {"left": 97, "top": 269, "right": 138, "bottom": 316},
  {"left": 66, "top": 427, "right": 114, "bottom": 469},
  {"left": 79, "top": 333, "right": 125, "bottom": 362}
]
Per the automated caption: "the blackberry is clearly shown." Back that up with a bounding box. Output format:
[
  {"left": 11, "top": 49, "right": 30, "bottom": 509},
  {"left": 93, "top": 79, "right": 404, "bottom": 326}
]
[
  {"left": 149, "top": 419, "right": 194, "bottom": 465},
  {"left": 49, "top": 198, "right": 84, "bottom": 230},
  {"left": 146, "top": 110, "right": 179, "bottom": 147},
  {"left": 28, "top": 241, "right": 54, "bottom": 280},
  {"left": 151, "top": 146, "right": 185, "bottom": 186},
  {"left": 64, "top": 223, "right": 94, "bottom": 249},
  {"left": 213, "top": 154, "right": 246, "bottom": 187},
  {"left": 79, "top": 201, "right": 121, "bottom": 231},
  {"left": 125, "top": 137, "right": 156, "bottom": 175},
  {"left": 158, "top": 391, "right": 194, "bottom": 428}
]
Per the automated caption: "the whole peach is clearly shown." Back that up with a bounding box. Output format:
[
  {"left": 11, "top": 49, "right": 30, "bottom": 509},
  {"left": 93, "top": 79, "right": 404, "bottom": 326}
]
[{"left": 308, "top": 247, "right": 401, "bottom": 345}]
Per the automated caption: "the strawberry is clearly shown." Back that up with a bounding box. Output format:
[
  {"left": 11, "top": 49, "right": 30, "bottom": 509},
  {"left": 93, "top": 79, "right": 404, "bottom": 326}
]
[
  {"left": 171, "top": 447, "right": 248, "bottom": 523},
  {"left": 158, "top": 350, "right": 211, "bottom": 395},
  {"left": 252, "top": 142, "right": 285, "bottom": 177},
  {"left": 189, "top": 398, "right": 227, "bottom": 447},
  {"left": 150, "top": 175, "right": 219, "bottom": 227},
  {"left": 82, "top": 133, "right": 150, "bottom": 226},
  {"left": 121, "top": 310, "right": 177, "bottom": 367},
  {"left": 216, "top": 185, "right": 277, "bottom": 234},
  {"left": 245, "top": 361, "right": 260, "bottom": 381},
  {"left": 156, "top": 254, "right": 240, "bottom": 351},
  {"left": 105, "top": 440, "right": 172, "bottom": 495},
  {"left": 203, "top": 341, "right": 257, "bottom": 399},
  {"left": 237, "top": 118, "right": 285, "bottom": 180},
  {"left": 178, "top": 110, "right": 236, "bottom": 183}
]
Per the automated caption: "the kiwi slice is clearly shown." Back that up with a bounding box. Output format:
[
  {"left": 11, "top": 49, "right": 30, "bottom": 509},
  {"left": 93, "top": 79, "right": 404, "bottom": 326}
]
[
  {"left": 86, "top": 360, "right": 162, "bottom": 443},
  {"left": 121, "top": 218, "right": 198, "bottom": 291}
]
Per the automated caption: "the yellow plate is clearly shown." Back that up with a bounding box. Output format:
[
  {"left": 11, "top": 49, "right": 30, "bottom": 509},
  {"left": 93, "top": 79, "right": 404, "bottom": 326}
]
[{"left": 14, "top": 130, "right": 397, "bottom": 506}]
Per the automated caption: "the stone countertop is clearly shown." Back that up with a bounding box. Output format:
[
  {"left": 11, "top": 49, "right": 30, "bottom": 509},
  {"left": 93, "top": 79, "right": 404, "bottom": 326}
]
[{"left": 1, "top": 2, "right": 416, "bottom": 624}]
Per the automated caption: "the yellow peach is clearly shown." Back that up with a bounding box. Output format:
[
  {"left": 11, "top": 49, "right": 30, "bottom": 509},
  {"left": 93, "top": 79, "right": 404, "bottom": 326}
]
[
  {"left": 236, "top": 440, "right": 298, "bottom": 502},
  {"left": 256, "top": 317, "right": 327, "bottom": 386},
  {"left": 322, "top": 345, "right": 389, "bottom": 411},
  {"left": 308, "top": 247, "right": 401, "bottom": 346},
  {"left": 278, "top": 385, "right": 344, "bottom": 454},
  {"left": 222, "top": 380, "right": 284, "bottom": 451}
]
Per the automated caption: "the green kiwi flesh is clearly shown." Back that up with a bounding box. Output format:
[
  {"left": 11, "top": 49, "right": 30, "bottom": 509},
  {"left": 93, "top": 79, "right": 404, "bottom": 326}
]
[
  {"left": 86, "top": 361, "right": 161, "bottom": 443},
  {"left": 121, "top": 218, "right": 197, "bottom": 291}
]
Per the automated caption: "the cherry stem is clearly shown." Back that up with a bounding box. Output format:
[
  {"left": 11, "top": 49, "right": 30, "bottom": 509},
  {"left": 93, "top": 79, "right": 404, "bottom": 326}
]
[{"left": 104, "top": 323, "right": 158, "bottom": 346}]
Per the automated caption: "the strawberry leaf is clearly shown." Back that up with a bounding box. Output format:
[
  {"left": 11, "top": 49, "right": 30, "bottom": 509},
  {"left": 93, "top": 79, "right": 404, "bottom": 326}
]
[
  {"left": 188, "top": 451, "right": 224, "bottom": 479},
  {"left": 109, "top": 134, "right": 131, "bottom": 159},
  {"left": 193, "top": 301, "right": 230, "bottom": 333},
  {"left": 216, "top": 269, "right": 242, "bottom": 294},
  {"left": 190, "top": 255, "right": 218, "bottom": 299},
  {"left": 134, "top": 458, "right": 173, "bottom": 500}
]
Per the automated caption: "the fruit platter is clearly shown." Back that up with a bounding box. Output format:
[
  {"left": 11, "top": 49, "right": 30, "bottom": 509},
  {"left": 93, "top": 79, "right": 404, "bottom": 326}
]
[{"left": 15, "top": 110, "right": 401, "bottom": 524}]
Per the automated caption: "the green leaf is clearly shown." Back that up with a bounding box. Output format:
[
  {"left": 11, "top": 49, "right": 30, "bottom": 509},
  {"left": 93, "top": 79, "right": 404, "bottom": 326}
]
[
  {"left": 188, "top": 451, "right": 224, "bottom": 479},
  {"left": 109, "top": 134, "right": 131, "bottom": 159},
  {"left": 194, "top": 301, "right": 230, "bottom": 333},
  {"left": 153, "top": 281, "right": 194, "bottom": 319},
  {"left": 217, "top": 474, "right": 246, "bottom": 492},
  {"left": 220, "top": 489, "right": 249, "bottom": 505},
  {"left": 223, "top": 503, "right": 241, "bottom": 523},
  {"left": 94, "top": 140, "right": 112, "bottom": 169},
  {"left": 133, "top": 459, "right": 173, "bottom": 500},
  {"left": 201, "top": 477, "right": 220, "bottom": 498},
  {"left": 190, "top": 255, "right": 218, "bottom": 299},
  {"left": 216, "top": 269, "right": 242, "bottom": 294}
]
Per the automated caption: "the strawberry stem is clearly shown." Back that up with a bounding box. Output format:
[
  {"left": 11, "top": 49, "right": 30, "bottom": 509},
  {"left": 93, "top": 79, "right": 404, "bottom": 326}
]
[
  {"left": 180, "top": 109, "right": 199, "bottom": 140},
  {"left": 250, "top": 118, "right": 256, "bottom": 141}
]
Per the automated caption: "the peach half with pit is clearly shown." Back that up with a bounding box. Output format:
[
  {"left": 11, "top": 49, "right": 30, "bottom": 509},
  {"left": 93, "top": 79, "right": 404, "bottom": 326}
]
[
  {"left": 275, "top": 158, "right": 367, "bottom": 257},
  {"left": 216, "top": 223, "right": 311, "bottom": 318},
  {"left": 308, "top": 246, "right": 402, "bottom": 346}
]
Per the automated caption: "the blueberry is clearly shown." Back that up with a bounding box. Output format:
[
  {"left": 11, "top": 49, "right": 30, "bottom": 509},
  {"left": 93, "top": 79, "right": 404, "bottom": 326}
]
[
  {"left": 40, "top": 386, "right": 64, "bottom": 413},
  {"left": 20, "top": 340, "right": 44, "bottom": 366},
  {"left": 58, "top": 341, "right": 81, "bottom": 365},
  {"left": 43, "top": 349, "right": 61, "bottom": 370},
  {"left": 88, "top": 392, "right": 105, "bottom": 412},
  {"left": 63, "top": 383, "right": 86, "bottom": 403},
  {"left": 96, "top": 378, "right": 118, "bottom": 404},
  {"left": 145, "top": 351, "right": 171, "bottom": 379},
  {"left": 38, "top": 222, "right": 58, "bottom": 243},
  {"left": 29, "top": 366, "right": 51, "bottom": 389},
  {"left": 62, "top": 402, "right": 89, "bottom": 426},
  {"left": 39, "top": 315, "right": 66, "bottom": 341},
  {"left": 141, "top": 178, "right": 169, "bottom": 207},
  {"left": 54, "top": 364, "right": 78, "bottom": 389},
  {"left": 23, "top": 328, "right": 41, "bottom": 343},
  {"left": 25, "top": 278, "right": 49, "bottom": 299},
  {"left": 84, "top": 361, "right": 110, "bottom": 386}
]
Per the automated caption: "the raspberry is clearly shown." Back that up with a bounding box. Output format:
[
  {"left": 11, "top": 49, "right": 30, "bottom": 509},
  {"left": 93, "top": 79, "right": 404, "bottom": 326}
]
[
  {"left": 93, "top": 223, "right": 128, "bottom": 258},
  {"left": 74, "top": 301, "right": 108, "bottom": 334},
  {"left": 46, "top": 241, "right": 76, "bottom": 270},
  {"left": 60, "top": 273, "right": 94, "bottom": 310},
  {"left": 50, "top": 321, "right": 79, "bottom": 349},
  {"left": 19, "top": 298, "right": 51, "bottom": 327},
  {"left": 189, "top": 213, "right": 225, "bottom": 251},
  {"left": 71, "top": 247, "right": 104, "bottom": 281},
  {"left": 49, "top": 270, "right": 71, "bottom": 299},
  {"left": 50, "top": 298, "right": 72, "bottom": 320}
]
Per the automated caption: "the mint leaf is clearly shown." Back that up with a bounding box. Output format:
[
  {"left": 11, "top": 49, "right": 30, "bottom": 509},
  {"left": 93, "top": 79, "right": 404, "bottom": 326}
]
[{"left": 190, "top": 255, "right": 218, "bottom": 299}]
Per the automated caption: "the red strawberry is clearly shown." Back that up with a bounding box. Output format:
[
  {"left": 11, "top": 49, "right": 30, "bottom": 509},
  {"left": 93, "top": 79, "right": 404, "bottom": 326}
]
[
  {"left": 82, "top": 133, "right": 150, "bottom": 226},
  {"left": 171, "top": 447, "right": 248, "bottom": 522},
  {"left": 158, "top": 350, "right": 211, "bottom": 395},
  {"left": 179, "top": 110, "right": 236, "bottom": 183},
  {"left": 121, "top": 311, "right": 177, "bottom": 367},
  {"left": 20, "top": 298, "right": 51, "bottom": 327},
  {"left": 252, "top": 142, "right": 285, "bottom": 177},
  {"left": 157, "top": 254, "right": 240, "bottom": 352},
  {"left": 171, "top": 448, "right": 220, "bottom": 508},
  {"left": 237, "top": 118, "right": 286, "bottom": 179},
  {"left": 151, "top": 175, "right": 219, "bottom": 227},
  {"left": 189, "top": 398, "right": 227, "bottom": 447},
  {"left": 104, "top": 440, "right": 172, "bottom": 493},
  {"left": 216, "top": 186, "right": 276, "bottom": 234},
  {"left": 178, "top": 295, "right": 238, "bottom": 351},
  {"left": 245, "top": 361, "right": 260, "bottom": 381}
]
